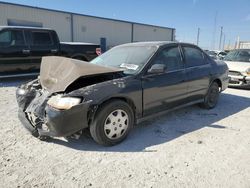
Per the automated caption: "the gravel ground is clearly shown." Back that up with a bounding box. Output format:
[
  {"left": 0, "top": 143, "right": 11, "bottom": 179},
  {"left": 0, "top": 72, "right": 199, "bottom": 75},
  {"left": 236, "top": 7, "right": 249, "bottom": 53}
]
[{"left": 0, "top": 79, "right": 250, "bottom": 188}]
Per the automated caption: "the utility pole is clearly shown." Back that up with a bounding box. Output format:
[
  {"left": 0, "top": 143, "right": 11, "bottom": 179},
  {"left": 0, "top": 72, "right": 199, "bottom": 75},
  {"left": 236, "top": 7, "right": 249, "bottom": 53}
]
[
  {"left": 228, "top": 40, "right": 231, "bottom": 50},
  {"left": 236, "top": 36, "right": 240, "bottom": 49},
  {"left": 219, "top": 26, "right": 223, "bottom": 50},
  {"left": 222, "top": 33, "right": 226, "bottom": 51},
  {"left": 196, "top": 27, "right": 200, "bottom": 46},
  {"left": 211, "top": 11, "right": 218, "bottom": 50}
]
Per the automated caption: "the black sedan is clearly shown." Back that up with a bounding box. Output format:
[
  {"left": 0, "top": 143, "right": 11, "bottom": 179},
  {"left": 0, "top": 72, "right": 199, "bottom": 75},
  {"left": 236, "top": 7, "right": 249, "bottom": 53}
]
[{"left": 16, "top": 42, "right": 229, "bottom": 146}]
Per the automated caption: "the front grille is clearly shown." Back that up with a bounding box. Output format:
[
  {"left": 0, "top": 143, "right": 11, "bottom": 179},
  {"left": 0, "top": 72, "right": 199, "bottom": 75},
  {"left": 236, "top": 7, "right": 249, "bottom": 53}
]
[
  {"left": 229, "top": 80, "right": 240, "bottom": 84},
  {"left": 229, "top": 71, "right": 241, "bottom": 76}
]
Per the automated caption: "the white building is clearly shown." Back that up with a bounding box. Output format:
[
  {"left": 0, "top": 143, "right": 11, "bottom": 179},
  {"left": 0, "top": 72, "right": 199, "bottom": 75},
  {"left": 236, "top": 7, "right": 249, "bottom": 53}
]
[
  {"left": 239, "top": 41, "right": 250, "bottom": 49},
  {"left": 0, "top": 2, "right": 175, "bottom": 49}
]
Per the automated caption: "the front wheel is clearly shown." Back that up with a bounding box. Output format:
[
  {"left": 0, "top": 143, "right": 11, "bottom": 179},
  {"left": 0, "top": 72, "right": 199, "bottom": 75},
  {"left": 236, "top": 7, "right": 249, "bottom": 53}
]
[
  {"left": 200, "top": 82, "right": 219, "bottom": 109},
  {"left": 90, "top": 100, "right": 134, "bottom": 146}
]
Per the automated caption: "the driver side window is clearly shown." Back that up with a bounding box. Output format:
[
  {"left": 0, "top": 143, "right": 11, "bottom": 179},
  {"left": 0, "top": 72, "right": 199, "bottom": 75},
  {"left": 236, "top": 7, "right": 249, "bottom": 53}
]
[
  {"left": 0, "top": 31, "right": 11, "bottom": 47},
  {"left": 0, "top": 30, "right": 25, "bottom": 47},
  {"left": 151, "top": 47, "right": 184, "bottom": 72}
]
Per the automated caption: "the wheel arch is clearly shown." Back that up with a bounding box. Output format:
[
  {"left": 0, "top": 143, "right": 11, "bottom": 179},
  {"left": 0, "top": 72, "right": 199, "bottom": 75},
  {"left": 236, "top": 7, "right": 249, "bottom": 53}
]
[
  {"left": 87, "top": 96, "right": 136, "bottom": 127},
  {"left": 211, "top": 78, "right": 222, "bottom": 91}
]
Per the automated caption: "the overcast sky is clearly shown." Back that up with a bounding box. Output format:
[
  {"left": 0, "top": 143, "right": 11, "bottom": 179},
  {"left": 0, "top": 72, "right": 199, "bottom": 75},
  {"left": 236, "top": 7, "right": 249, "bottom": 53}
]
[{"left": 1, "top": 0, "right": 250, "bottom": 49}]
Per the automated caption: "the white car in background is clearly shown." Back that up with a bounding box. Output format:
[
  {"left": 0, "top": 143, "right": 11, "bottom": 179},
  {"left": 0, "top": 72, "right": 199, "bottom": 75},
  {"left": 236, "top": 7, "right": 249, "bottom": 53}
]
[
  {"left": 224, "top": 49, "right": 250, "bottom": 88},
  {"left": 205, "top": 50, "right": 228, "bottom": 60}
]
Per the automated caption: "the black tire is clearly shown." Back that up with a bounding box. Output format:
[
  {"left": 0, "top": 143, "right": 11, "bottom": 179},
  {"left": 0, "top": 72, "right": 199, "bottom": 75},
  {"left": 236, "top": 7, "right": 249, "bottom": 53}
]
[
  {"left": 90, "top": 100, "right": 134, "bottom": 146},
  {"left": 200, "top": 82, "right": 220, "bottom": 109}
]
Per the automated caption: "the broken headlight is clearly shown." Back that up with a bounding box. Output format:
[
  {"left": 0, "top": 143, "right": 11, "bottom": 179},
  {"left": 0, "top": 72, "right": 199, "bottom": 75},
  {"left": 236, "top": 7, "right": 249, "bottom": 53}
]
[{"left": 47, "top": 95, "right": 81, "bottom": 110}]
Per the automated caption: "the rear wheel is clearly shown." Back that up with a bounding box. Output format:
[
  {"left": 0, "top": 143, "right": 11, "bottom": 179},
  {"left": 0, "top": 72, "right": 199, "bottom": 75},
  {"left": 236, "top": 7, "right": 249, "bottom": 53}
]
[
  {"left": 90, "top": 100, "right": 134, "bottom": 146},
  {"left": 200, "top": 82, "right": 219, "bottom": 109}
]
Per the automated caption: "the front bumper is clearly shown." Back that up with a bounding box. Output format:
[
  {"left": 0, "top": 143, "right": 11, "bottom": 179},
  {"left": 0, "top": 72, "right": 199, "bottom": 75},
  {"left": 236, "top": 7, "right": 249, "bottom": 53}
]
[
  {"left": 41, "top": 103, "right": 90, "bottom": 137},
  {"left": 228, "top": 75, "right": 250, "bottom": 88},
  {"left": 17, "top": 87, "right": 91, "bottom": 138},
  {"left": 18, "top": 103, "right": 90, "bottom": 137},
  {"left": 221, "top": 76, "right": 230, "bottom": 91},
  {"left": 18, "top": 109, "right": 39, "bottom": 137}
]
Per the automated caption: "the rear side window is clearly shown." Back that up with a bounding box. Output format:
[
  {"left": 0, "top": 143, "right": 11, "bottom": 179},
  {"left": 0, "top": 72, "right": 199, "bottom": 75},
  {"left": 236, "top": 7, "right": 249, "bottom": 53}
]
[
  {"left": 183, "top": 46, "right": 206, "bottom": 67},
  {"left": 0, "top": 30, "right": 25, "bottom": 47},
  {"left": 31, "top": 31, "right": 53, "bottom": 46}
]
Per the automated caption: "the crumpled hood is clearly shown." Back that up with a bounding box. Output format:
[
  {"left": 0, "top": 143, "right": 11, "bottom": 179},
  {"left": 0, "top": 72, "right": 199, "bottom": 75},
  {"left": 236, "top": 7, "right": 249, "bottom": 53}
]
[
  {"left": 224, "top": 61, "right": 250, "bottom": 72},
  {"left": 40, "top": 56, "right": 123, "bottom": 93}
]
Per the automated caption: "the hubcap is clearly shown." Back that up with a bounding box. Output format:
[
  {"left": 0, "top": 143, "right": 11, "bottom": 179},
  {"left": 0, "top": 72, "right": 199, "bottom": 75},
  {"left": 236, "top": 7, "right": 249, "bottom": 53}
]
[{"left": 104, "top": 109, "right": 129, "bottom": 140}]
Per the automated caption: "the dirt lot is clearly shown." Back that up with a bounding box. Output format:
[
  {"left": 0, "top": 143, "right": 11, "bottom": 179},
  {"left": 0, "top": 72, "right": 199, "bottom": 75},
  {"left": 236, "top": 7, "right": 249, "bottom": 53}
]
[{"left": 0, "top": 78, "right": 249, "bottom": 188}]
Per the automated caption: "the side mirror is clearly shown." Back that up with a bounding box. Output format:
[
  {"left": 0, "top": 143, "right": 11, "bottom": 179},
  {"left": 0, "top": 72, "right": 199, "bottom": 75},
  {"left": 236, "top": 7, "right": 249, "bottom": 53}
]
[{"left": 148, "top": 64, "right": 166, "bottom": 74}]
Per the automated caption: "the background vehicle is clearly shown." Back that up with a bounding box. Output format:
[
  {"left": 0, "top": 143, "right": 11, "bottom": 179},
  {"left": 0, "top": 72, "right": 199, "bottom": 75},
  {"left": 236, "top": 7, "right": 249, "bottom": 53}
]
[
  {"left": 218, "top": 51, "right": 227, "bottom": 59},
  {"left": 224, "top": 49, "right": 250, "bottom": 88},
  {"left": 205, "top": 50, "right": 228, "bottom": 60},
  {"left": 16, "top": 42, "right": 229, "bottom": 146},
  {"left": 0, "top": 26, "right": 100, "bottom": 77},
  {"left": 206, "top": 50, "right": 218, "bottom": 60}
]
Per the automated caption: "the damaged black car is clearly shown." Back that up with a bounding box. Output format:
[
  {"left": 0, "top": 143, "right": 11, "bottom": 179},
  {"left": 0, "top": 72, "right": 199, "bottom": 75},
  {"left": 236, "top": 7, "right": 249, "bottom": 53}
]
[{"left": 16, "top": 42, "right": 229, "bottom": 146}]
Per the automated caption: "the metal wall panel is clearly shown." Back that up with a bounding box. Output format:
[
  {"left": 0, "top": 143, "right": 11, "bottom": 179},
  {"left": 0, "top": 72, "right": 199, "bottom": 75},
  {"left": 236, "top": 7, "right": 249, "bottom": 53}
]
[
  {"left": 0, "top": 2, "right": 175, "bottom": 46},
  {"left": 133, "top": 24, "right": 173, "bottom": 42},
  {"left": 0, "top": 3, "right": 72, "bottom": 41},
  {"left": 73, "top": 15, "right": 132, "bottom": 48}
]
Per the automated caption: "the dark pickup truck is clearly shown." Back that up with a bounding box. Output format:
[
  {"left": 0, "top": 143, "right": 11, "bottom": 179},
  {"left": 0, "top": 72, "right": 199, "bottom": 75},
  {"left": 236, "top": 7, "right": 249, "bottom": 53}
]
[{"left": 0, "top": 26, "right": 101, "bottom": 77}]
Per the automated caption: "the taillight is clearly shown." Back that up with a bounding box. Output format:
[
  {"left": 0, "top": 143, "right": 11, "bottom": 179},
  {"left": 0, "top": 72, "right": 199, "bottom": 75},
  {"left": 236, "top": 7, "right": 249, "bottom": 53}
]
[{"left": 96, "top": 48, "right": 102, "bottom": 56}]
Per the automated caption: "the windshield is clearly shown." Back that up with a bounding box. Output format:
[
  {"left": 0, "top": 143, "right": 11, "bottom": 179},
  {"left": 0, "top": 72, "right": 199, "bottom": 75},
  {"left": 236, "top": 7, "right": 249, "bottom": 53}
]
[
  {"left": 90, "top": 45, "right": 158, "bottom": 74},
  {"left": 224, "top": 50, "right": 250, "bottom": 62}
]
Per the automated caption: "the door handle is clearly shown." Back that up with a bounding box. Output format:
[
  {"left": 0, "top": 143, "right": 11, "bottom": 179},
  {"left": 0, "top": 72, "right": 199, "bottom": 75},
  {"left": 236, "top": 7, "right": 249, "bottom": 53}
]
[
  {"left": 51, "top": 49, "right": 58, "bottom": 53},
  {"left": 22, "top": 49, "right": 30, "bottom": 54}
]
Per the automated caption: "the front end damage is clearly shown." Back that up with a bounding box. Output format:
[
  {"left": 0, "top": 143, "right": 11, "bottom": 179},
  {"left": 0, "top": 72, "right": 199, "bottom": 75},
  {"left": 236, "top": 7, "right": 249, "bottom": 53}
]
[
  {"left": 16, "top": 79, "right": 90, "bottom": 138},
  {"left": 16, "top": 56, "right": 125, "bottom": 138}
]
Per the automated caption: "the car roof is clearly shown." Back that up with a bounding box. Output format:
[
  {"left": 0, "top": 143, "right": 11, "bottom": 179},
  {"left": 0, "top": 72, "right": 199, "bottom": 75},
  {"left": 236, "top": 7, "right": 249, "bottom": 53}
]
[
  {"left": 117, "top": 41, "right": 197, "bottom": 48},
  {"left": 232, "top": 49, "right": 250, "bottom": 51},
  {"left": 0, "top": 26, "right": 52, "bottom": 31}
]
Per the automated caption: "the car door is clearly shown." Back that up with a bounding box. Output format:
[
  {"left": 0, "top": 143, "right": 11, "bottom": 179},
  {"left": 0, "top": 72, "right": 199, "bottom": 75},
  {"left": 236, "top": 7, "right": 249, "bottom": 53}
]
[
  {"left": 27, "top": 30, "right": 59, "bottom": 66},
  {"left": 142, "top": 45, "right": 188, "bottom": 116},
  {"left": 0, "top": 29, "right": 31, "bottom": 75},
  {"left": 181, "top": 45, "right": 211, "bottom": 101}
]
